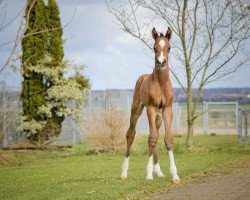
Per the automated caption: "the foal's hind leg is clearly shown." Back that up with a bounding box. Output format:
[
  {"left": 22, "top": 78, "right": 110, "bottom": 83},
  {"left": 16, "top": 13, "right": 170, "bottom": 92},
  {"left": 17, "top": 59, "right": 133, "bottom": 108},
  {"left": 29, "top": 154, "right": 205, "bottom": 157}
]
[
  {"left": 120, "top": 101, "right": 144, "bottom": 179},
  {"left": 163, "top": 106, "right": 180, "bottom": 183},
  {"left": 146, "top": 105, "right": 160, "bottom": 180},
  {"left": 153, "top": 113, "right": 164, "bottom": 177}
]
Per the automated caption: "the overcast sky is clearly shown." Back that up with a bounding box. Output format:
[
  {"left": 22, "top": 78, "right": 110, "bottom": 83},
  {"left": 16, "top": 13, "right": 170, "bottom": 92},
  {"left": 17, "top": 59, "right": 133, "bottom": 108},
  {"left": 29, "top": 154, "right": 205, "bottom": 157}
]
[{"left": 1, "top": 0, "right": 250, "bottom": 90}]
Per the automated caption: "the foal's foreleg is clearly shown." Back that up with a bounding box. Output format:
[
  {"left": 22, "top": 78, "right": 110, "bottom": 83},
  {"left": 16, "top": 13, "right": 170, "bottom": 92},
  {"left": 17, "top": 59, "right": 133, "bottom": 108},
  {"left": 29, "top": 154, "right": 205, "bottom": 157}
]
[
  {"left": 121, "top": 103, "right": 143, "bottom": 179},
  {"left": 162, "top": 106, "right": 180, "bottom": 183},
  {"left": 153, "top": 113, "right": 164, "bottom": 178}
]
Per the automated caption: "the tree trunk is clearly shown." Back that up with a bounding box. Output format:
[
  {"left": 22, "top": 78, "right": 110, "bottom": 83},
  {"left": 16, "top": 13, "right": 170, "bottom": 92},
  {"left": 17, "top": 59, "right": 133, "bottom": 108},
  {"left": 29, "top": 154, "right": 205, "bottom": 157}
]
[
  {"left": 186, "top": 89, "right": 194, "bottom": 148},
  {"left": 186, "top": 119, "right": 194, "bottom": 148}
]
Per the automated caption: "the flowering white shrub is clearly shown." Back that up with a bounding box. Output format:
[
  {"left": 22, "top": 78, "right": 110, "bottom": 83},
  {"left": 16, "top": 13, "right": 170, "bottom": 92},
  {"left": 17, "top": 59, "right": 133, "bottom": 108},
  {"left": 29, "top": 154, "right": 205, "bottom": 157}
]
[
  {"left": 18, "top": 56, "right": 89, "bottom": 138},
  {"left": 17, "top": 117, "right": 46, "bottom": 136}
]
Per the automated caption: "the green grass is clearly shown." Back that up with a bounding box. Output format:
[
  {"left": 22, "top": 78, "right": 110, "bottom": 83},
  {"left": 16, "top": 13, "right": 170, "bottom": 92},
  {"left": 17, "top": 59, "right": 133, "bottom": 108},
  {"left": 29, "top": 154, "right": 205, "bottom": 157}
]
[{"left": 0, "top": 135, "right": 249, "bottom": 200}]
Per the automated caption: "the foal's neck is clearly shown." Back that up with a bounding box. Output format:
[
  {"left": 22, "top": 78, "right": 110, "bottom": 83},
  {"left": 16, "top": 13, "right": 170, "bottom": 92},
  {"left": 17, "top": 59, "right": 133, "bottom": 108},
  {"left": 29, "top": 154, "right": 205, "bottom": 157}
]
[{"left": 153, "top": 64, "right": 170, "bottom": 86}]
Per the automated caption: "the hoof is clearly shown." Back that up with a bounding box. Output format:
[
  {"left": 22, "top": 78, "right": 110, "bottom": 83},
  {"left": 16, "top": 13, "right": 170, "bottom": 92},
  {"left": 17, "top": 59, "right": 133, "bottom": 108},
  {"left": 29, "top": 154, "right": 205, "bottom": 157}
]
[
  {"left": 155, "top": 172, "right": 165, "bottom": 178},
  {"left": 146, "top": 175, "right": 153, "bottom": 180},
  {"left": 172, "top": 179, "right": 180, "bottom": 184},
  {"left": 156, "top": 174, "right": 164, "bottom": 178},
  {"left": 121, "top": 176, "right": 128, "bottom": 180}
]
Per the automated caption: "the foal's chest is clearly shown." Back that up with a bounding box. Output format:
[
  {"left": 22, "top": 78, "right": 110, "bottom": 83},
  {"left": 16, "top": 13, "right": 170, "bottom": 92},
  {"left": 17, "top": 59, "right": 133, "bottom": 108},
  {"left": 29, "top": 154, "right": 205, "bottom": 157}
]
[{"left": 148, "top": 86, "right": 173, "bottom": 108}]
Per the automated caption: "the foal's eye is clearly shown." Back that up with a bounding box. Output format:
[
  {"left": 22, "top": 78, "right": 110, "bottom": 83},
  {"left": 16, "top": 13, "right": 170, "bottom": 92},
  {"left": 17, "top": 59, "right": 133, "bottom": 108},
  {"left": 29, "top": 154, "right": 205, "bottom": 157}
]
[
  {"left": 153, "top": 47, "right": 156, "bottom": 52},
  {"left": 168, "top": 47, "right": 171, "bottom": 52}
]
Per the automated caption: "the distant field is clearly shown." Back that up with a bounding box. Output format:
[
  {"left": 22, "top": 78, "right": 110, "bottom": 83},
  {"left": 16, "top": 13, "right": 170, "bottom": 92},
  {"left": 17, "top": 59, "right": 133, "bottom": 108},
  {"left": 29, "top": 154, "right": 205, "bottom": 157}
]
[{"left": 1, "top": 135, "right": 250, "bottom": 200}]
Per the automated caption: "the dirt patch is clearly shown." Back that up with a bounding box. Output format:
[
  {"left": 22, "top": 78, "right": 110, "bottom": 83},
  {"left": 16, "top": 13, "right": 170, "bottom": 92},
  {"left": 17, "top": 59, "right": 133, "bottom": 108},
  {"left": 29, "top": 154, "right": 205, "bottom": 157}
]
[{"left": 151, "top": 157, "right": 250, "bottom": 200}]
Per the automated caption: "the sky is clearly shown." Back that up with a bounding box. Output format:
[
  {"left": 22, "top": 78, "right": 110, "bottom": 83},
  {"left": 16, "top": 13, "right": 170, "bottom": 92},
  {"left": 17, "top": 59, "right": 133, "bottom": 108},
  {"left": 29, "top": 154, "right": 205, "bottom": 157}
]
[{"left": 0, "top": 0, "right": 250, "bottom": 90}]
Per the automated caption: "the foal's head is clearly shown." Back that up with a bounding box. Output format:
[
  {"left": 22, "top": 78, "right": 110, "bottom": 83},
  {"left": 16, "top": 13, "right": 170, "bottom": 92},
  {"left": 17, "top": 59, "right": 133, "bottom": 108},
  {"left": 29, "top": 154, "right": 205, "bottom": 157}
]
[{"left": 152, "top": 27, "right": 172, "bottom": 69}]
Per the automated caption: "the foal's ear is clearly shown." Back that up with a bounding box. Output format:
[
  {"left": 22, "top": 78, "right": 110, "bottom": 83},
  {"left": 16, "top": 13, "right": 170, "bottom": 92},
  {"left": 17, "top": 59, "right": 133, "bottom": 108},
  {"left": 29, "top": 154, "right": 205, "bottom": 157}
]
[
  {"left": 165, "top": 27, "right": 172, "bottom": 40},
  {"left": 152, "top": 27, "right": 159, "bottom": 40}
]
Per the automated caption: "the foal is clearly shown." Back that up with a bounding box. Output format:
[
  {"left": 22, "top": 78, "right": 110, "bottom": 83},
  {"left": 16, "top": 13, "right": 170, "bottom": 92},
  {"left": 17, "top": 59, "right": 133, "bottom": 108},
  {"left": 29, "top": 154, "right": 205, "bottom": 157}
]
[{"left": 120, "top": 27, "right": 180, "bottom": 183}]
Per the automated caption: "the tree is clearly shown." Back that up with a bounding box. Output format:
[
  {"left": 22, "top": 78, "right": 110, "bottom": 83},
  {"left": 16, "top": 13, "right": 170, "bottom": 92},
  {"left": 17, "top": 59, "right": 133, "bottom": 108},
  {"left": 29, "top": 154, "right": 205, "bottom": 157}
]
[
  {"left": 1, "top": 0, "right": 83, "bottom": 144},
  {"left": 0, "top": 0, "right": 74, "bottom": 75},
  {"left": 45, "top": 0, "right": 65, "bottom": 137},
  {"left": 21, "top": 0, "right": 48, "bottom": 142},
  {"left": 106, "top": 0, "right": 250, "bottom": 147},
  {"left": 70, "top": 71, "right": 91, "bottom": 91},
  {"left": 18, "top": 57, "right": 90, "bottom": 143},
  {"left": 0, "top": 0, "right": 28, "bottom": 74},
  {"left": 20, "top": 0, "right": 90, "bottom": 143}
]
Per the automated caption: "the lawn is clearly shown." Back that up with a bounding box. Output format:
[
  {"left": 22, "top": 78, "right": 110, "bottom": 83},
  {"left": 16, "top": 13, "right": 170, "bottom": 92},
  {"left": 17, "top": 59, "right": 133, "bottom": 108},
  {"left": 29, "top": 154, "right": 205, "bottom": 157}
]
[{"left": 0, "top": 135, "right": 249, "bottom": 200}]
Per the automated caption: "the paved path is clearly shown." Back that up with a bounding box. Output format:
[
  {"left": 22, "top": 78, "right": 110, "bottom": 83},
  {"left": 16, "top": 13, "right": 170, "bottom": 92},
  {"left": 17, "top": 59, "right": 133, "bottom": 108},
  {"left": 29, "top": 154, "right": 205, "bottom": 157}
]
[{"left": 151, "top": 158, "right": 250, "bottom": 200}]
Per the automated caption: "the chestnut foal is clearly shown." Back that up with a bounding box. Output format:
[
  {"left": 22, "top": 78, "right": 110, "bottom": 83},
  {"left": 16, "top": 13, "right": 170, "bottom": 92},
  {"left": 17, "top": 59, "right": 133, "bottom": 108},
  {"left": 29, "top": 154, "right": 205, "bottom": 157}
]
[{"left": 121, "top": 27, "right": 180, "bottom": 183}]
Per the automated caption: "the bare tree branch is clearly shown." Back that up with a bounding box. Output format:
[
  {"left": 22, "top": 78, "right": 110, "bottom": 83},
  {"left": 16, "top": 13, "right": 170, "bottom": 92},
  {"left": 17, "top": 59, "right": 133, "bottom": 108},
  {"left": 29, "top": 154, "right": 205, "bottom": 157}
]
[
  {"left": 106, "top": 0, "right": 250, "bottom": 146},
  {"left": 0, "top": 0, "right": 76, "bottom": 74}
]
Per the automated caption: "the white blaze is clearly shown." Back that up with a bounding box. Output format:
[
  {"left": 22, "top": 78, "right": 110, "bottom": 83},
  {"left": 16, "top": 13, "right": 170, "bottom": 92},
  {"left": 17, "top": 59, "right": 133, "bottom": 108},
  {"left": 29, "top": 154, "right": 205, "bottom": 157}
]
[
  {"left": 158, "top": 39, "right": 166, "bottom": 64},
  {"left": 158, "top": 52, "right": 165, "bottom": 64}
]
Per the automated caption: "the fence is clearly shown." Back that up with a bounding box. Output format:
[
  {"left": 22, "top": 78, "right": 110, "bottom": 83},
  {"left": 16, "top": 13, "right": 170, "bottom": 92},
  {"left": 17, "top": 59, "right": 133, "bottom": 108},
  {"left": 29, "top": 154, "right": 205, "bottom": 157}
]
[
  {"left": 203, "top": 102, "right": 239, "bottom": 135},
  {"left": 0, "top": 82, "right": 244, "bottom": 146},
  {"left": 0, "top": 81, "right": 21, "bottom": 147},
  {"left": 238, "top": 109, "right": 249, "bottom": 144},
  {"left": 70, "top": 91, "right": 240, "bottom": 139},
  {"left": 84, "top": 90, "right": 180, "bottom": 132}
]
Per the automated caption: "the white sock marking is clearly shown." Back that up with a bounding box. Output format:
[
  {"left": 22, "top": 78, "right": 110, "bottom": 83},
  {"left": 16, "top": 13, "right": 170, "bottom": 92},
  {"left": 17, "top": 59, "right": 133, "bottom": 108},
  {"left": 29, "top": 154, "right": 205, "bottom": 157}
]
[
  {"left": 168, "top": 150, "right": 180, "bottom": 181},
  {"left": 146, "top": 155, "right": 154, "bottom": 180},
  {"left": 121, "top": 157, "right": 129, "bottom": 179},
  {"left": 154, "top": 163, "right": 164, "bottom": 177}
]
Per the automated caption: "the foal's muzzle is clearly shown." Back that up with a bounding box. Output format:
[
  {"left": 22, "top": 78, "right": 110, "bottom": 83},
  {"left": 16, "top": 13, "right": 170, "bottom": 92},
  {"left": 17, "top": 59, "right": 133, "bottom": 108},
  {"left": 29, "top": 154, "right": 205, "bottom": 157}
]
[{"left": 156, "top": 60, "right": 166, "bottom": 69}]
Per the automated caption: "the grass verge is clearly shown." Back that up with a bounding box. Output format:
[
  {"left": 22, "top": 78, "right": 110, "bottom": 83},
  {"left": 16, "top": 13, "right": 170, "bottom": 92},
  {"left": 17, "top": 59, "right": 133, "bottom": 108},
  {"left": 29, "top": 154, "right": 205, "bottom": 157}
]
[{"left": 0, "top": 135, "right": 249, "bottom": 200}]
